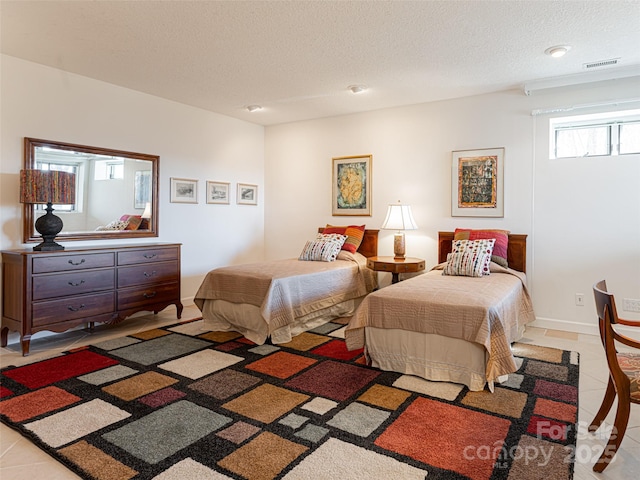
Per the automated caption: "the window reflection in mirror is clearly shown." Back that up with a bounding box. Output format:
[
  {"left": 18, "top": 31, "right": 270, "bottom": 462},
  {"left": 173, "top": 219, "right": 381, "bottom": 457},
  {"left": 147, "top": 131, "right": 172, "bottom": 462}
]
[{"left": 23, "top": 138, "right": 159, "bottom": 243}]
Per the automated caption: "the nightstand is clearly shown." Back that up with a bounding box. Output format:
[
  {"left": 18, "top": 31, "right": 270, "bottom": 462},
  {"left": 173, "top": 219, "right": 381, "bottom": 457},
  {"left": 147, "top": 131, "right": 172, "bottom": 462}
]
[{"left": 366, "top": 256, "right": 426, "bottom": 284}]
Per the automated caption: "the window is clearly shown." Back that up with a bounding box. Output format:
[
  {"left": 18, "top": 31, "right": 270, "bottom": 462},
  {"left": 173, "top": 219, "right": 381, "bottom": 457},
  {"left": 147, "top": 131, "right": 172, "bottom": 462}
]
[{"left": 550, "top": 109, "right": 640, "bottom": 159}]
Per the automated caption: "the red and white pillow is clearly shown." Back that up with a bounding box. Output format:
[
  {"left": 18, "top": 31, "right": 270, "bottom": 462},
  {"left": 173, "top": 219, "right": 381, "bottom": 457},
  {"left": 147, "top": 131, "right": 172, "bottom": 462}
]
[{"left": 299, "top": 234, "right": 347, "bottom": 262}]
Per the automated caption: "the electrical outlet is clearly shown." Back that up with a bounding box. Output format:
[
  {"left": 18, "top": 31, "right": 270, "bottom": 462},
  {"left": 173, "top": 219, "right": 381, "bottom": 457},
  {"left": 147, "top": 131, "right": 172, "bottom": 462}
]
[
  {"left": 623, "top": 298, "right": 640, "bottom": 313},
  {"left": 575, "top": 293, "right": 585, "bottom": 306}
]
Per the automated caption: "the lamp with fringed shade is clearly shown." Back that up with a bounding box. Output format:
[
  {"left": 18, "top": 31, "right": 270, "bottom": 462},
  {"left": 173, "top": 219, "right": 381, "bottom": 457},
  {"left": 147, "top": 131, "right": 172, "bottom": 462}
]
[{"left": 20, "top": 169, "right": 76, "bottom": 251}]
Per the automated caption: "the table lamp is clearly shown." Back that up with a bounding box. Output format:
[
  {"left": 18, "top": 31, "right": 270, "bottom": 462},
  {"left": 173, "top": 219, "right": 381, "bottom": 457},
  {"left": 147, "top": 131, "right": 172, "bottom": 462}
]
[
  {"left": 20, "top": 169, "right": 76, "bottom": 251},
  {"left": 381, "top": 201, "right": 418, "bottom": 260}
]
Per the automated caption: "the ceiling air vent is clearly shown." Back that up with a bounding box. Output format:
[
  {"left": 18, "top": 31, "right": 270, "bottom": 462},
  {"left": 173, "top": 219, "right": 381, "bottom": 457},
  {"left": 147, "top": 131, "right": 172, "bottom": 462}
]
[{"left": 583, "top": 58, "right": 620, "bottom": 70}]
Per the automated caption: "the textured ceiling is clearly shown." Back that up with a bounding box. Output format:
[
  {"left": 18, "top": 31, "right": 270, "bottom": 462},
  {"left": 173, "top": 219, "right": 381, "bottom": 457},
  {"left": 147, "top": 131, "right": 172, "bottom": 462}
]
[{"left": 2, "top": 0, "right": 639, "bottom": 126}]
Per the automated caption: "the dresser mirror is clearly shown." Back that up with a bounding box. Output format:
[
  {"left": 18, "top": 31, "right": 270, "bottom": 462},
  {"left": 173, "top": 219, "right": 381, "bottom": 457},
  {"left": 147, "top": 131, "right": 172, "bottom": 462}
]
[{"left": 23, "top": 138, "right": 159, "bottom": 243}]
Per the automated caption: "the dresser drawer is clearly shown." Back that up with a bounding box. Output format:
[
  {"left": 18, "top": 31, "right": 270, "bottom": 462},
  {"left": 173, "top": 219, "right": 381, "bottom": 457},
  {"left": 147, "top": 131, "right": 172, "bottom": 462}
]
[
  {"left": 118, "top": 247, "right": 179, "bottom": 266},
  {"left": 33, "top": 269, "right": 115, "bottom": 300},
  {"left": 33, "top": 253, "right": 115, "bottom": 274},
  {"left": 117, "top": 261, "right": 179, "bottom": 288},
  {"left": 117, "top": 282, "right": 180, "bottom": 311},
  {"left": 32, "top": 292, "right": 115, "bottom": 327}
]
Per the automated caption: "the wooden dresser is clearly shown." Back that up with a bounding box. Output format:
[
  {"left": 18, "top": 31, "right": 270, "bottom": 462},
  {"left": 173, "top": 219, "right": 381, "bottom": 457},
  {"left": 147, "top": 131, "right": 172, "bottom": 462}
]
[{"left": 1, "top": 243, "right": 183, "bottom": 356}]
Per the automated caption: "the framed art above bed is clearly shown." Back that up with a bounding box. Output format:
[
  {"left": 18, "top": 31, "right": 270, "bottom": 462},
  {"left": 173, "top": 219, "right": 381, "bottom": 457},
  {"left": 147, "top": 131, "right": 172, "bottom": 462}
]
[{"left": 451, "top": 147, "right": 504, "bottom": 217}]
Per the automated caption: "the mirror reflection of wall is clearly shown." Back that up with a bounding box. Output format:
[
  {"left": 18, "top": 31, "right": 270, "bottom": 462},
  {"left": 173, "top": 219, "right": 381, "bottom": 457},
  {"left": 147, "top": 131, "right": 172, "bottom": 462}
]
[{"left": 34, "top": 148, "right": 153, "bottom": 233}]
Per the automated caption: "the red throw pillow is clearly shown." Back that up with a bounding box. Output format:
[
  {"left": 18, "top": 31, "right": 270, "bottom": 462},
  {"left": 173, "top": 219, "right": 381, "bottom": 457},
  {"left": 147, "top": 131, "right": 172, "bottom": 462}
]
[
  {"left": 454, "top": 228, "right": 509, "bottom": 268},
  {"left": 323, "top": 225, "right": 366, "bottom": 254}
]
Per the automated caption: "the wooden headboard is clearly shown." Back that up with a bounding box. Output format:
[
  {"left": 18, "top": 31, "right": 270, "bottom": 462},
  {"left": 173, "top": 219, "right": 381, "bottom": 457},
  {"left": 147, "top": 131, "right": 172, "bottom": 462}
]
[
  {"left": 318, "top": 228, "right": 379, "bottom": 258},
  {"left": 437, "top": 231, "right": 528, "bottom": 273}
]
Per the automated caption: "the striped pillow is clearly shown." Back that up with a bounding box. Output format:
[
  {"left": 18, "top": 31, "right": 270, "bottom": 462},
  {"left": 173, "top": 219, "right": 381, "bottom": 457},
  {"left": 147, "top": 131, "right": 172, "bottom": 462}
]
[
  {"left": 323, "top": 225, "right": 366, "bottom": 254},
  {"left": 443, "top": 251, "right": 490, "bottom": 277},
  {"left": 299, "top": 234, "right": 347, "bottom": 262},
  {"left": 450, "top": 238, "right": 495, "bottom": 275}
]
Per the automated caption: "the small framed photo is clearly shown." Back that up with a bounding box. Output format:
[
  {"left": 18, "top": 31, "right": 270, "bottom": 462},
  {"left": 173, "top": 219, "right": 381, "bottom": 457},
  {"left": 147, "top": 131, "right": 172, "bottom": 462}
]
[
  {"left": 237, "top": 183, "right": 258, "bottom": 205},
  {"left": 170, "top": 177, "right": 198, "bottom": 204},
  {"left": 332, "top": 154, "right": 372, "bottom": 216},
  {"left": 206, "top": 181, "right": 230, "bottom": 204},
  {"left": 451, "top": 147, "right": 504, "bottom": 217}
]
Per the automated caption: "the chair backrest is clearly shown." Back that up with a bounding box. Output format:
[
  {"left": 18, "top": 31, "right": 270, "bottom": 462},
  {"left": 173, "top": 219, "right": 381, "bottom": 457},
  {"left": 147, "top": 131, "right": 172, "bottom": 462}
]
[
  {"left": 593, "top": 280, "right": 627, "bottom": 384},
  {"left": 593, "top": 280, "right": 620, "bottom": 325}
]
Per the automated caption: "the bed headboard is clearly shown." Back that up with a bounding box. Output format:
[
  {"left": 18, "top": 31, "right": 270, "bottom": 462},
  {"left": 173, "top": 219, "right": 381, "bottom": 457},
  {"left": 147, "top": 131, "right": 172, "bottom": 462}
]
[
  {"left": 437, "top": 231, "right": 528, "bottom": 273},
  {"left": 318, "top": 228, "right": 379, "bottom": 258}
]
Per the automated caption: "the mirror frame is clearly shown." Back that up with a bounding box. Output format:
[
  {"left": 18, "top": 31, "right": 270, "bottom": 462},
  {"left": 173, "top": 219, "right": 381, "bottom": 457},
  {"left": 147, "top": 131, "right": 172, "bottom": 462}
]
[{"left": 23, "top": 137, "right": 159, "bottom": 243}]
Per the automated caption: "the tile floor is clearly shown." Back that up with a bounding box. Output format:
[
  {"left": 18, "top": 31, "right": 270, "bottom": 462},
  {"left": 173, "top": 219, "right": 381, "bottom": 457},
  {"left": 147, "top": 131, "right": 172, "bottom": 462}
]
[{"left": 1, "top": 304, "right": 638, "bottom": 480}]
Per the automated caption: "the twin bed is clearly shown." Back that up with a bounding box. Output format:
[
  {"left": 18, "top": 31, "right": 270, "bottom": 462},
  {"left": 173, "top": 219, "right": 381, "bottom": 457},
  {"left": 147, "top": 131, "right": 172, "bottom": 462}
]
[
  {"left": 194, "top": 229, "right": 379, "bottom": 345},
  {"left": 345, "top": 232, "right": 534, "bottom": 391},
  {"left": 195, "top": 229, "right": 535, "bottom": 391}
]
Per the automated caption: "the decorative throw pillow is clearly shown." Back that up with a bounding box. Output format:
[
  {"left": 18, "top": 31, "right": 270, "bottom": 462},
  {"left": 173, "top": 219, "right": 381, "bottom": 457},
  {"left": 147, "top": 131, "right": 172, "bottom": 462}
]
[
  {"left": 443, "top": 251, "right": 491, "bottom": 277},
  {"left": 451, "top": 238, "right": 495, "bottom": 275},
  {"left": 323, "top": 225, "right": 366, "bottom": 253},
  {"left": 97, "top": 219, "right": 129, "bottom": 231},
  {"left": 299, "top": 234, "right": 347, "bottom": 262},
  {"left": 122, "top": 215, "right": 143, "bottom": 230},
  {"left": 454, "top": 228, "right": 509, "bottom": 268}
]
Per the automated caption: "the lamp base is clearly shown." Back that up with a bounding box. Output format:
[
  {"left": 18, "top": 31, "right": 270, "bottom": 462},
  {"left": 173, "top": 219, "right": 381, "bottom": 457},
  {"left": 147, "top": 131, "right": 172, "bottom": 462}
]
[
  {"left": 393, "top": 232, "right": 406, "bottom": 261},
  {"left": 33, "top": 202, "right": 65, "bottom": 251}
]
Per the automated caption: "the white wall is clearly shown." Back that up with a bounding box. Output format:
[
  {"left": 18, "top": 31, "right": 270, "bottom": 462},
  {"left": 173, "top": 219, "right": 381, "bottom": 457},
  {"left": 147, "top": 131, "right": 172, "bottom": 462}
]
[
  {"left": 265, "top": 79, "right": 640, "bottom": 335},
  {"left": 0, "top": 55, "right": 265, "bottom": 304}
]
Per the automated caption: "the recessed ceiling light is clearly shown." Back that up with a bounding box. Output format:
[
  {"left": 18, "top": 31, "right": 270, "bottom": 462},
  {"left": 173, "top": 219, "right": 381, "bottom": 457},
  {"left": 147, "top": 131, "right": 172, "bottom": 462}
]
[
  {"left": 348, "top": 85, "right": 367, "bottom": 94},
  {"left": 545, "top": 45, "right": 571, "bottom": 58},
  {"left": 246, "top": 105, "right": 262, "bottom": 112}
]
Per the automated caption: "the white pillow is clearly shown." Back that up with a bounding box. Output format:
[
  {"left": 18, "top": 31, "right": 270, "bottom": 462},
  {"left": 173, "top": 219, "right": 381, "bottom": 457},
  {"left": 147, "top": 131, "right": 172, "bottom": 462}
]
[
  {"left": 299, "top": 234, "right": 347, "bottom": 262},
  {"left": 450, "top": 238, "right": 495, "bottom": 275},
  {"left": 442, "top": 251, "right": 491, "bottom": 277}
]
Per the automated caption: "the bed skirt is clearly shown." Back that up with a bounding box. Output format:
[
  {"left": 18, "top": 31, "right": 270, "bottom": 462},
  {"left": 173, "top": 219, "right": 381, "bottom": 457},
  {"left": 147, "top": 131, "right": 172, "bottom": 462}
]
[{"left": 200, "top": 297, "right": 363, "bottom": 345}]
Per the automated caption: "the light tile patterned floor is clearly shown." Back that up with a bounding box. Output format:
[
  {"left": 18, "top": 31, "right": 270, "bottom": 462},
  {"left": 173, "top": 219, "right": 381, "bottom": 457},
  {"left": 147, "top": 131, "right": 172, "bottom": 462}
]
[{"left": 1, "top": 307, "right": 639, "bottom": 479}]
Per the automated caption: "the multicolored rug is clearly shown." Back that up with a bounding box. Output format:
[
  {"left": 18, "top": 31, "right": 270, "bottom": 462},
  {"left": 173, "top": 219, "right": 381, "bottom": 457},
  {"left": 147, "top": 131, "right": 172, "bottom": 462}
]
[{"left": 0, "top": 318, "right": 579, "bottom": 480}]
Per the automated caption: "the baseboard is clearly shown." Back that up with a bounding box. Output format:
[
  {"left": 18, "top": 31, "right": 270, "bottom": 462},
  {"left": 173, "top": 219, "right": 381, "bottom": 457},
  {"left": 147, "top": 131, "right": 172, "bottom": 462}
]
[
  {"left": 530, "top": 317, "right": 599, "bottom": 336},
  {"left": 530, "top": 316, "right": 640, "bottom": 338}
]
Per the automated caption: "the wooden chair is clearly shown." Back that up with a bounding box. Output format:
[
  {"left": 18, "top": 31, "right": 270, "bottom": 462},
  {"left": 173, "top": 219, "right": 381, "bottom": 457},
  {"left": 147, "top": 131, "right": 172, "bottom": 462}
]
[{"left": 589, "top": 280, "right": 640, "bottom": 472}]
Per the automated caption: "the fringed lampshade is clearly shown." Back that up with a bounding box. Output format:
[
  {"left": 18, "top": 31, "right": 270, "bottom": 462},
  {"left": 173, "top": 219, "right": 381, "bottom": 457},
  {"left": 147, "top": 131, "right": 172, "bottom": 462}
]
[
  {"left": 381, "top": 201, "right": 418, "bottom": 260},
  {"left": 20, "top": 169, "right": 76, "bottom": 251}
]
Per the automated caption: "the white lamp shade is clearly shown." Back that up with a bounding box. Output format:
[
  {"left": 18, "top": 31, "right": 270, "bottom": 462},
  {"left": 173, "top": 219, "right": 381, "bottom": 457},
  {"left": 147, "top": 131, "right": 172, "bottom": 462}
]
[
  {"left": 381, "top": 203, "right": 418, "bottom": 231},
  {"left": 141, "top": 202, "right": 152, "bottom": 219}
]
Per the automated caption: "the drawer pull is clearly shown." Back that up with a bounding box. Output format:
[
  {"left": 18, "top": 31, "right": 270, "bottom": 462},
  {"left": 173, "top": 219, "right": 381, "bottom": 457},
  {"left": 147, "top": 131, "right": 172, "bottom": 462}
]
[
  {"left": 143, "top": 271, "right": 157, "bottom": 278},
  {"left": 143, "top": 253, "right": 157, "bottom": 259},
  {"left": 68, "top": 304, "right": 86, "bottom": 312},
  {"left": 143, "top": 291, "right": 157, "bottom": 299},
  {"left": 68, "top": 280, "right": 86, "bottom": 287},
  {"left": 68, "top": 258, "right": 86, "bottom": 266}
]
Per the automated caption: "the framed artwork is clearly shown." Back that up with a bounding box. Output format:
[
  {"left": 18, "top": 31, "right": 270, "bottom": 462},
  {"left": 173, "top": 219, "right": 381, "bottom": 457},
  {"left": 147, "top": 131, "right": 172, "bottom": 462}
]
[
  {"left": 134, "top": 170, "right": 151, "bottom": 209},
  {"left": 451, "top": 147, "right": 504, "bottom": 217},
  {"left": 332, "top": 154, "right": 372, "bottom": 216},
  {"left": 206, "top": 181, "right": 230, "bottom": 204},
  {"left": 170, "top": 177, "right": 198, "bottom": 204},
  {"left": 237, "top": 183, "right": 258, "bottom": 205}
]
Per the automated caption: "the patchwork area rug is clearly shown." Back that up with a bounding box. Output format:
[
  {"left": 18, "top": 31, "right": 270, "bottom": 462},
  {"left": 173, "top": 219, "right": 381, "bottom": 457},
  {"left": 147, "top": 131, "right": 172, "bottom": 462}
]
[{"left": 1, "top": 319, "right": 579, "bottom": 480}]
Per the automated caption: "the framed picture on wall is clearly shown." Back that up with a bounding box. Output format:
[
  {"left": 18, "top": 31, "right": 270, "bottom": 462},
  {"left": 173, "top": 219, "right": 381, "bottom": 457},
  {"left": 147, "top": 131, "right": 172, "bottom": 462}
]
[
  {"left": 206, "top": 181, "right": 230, "bottom": 204},
  {"left": 170, "top": 177, "right": 198, "bottom": 204},
  {"left": 237, "top": 183, "right": 258, "bottom": 205},
  {"left": 134, "top": 170, "right": 151, "bottom": 209},
  {"left": 451, "top": 147, "right": 504, "bottom": 217},
  {"left": 332, "top": 154, "right": 372, "bottom": 216}
]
